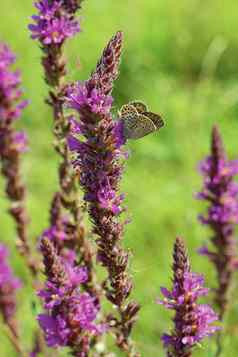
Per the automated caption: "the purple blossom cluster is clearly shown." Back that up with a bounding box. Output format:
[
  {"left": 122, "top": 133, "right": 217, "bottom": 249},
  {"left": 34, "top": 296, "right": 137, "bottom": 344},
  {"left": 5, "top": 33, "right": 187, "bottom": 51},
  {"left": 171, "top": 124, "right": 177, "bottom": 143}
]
[
  {"left": 66, "top": 32, "right": 140, "bottom": 354},
  {"left": 0, "top": 244, "right": 21, "bottom": 331},
  {"left": 46, "top": 192, "right": 95, "bottom": 292},
  {"left": 29, "top": 0, "right": 80, "bottom": 45},
  {"left": 0, "top": 43, "right": 28, "bottom": 127},
  {"left": 0, "top": 3, "right": 229, "bottom": 356},
  {"left": 0, "top": 42, "right": 28, "bottom": 152},
  {"left": 66, "top": 32, "right": 126, "bottom": 220},
  {"left": 197, "top": 125, "right": 238, "bottom": 318},
  {"left": 198, "top": 151, "right": 238, "bottom": 229},
  {"left": 41, "top": 217, "right": 77, "bottom": 265},
  {"left": 67, "top": 81, "right": 125, "bottom": 216},
  {"left": 0, "top": 43, "right": 36, "bottom": 277},
  {"left": 67, "top": 82, "right": 113, "bottom": 116},
  {"left": 29, "top": 0, "right": 88, "bottom": 275},
  {"left": 38, "top": 237, "right": 104, "bottom": 354},
  {"left": 158, "top": 237, "right": 219, "bottom": 356},
  {"left": 41, "top": 192, "right": 77, "bottom": 265},
  {"left": 66, "top": 56, "right": 126, "bottom": 264}
]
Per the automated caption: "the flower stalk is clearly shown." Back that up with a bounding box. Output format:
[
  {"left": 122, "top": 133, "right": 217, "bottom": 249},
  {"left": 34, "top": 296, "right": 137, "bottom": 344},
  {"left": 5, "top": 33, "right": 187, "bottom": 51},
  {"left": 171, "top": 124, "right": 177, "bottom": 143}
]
[
  {"left": 158, "top": 237, "right": 219, "bottom": 357},
  {"left": 29, "top": 0, "right": 93, "bottom": 283},
  {"left": 67, "top": 31, "right": 140, "bottom": 356},
  {"left": 0, "top": 43, "right": 37, "bottom": 276},
  {"left": 197, "top": 125, "right": 238, "bottom": 320},
  {"left": 38, "top": 237, "right": 105, "bottom": 356}
]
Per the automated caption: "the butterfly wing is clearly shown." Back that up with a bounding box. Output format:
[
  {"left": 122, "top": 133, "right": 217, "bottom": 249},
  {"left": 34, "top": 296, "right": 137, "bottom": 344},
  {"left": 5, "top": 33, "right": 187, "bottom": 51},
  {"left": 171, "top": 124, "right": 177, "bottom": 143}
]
[
  {"left": 122, "top": 111, "right": 140, "bottom": 139},
  {"left": 120, "top": 102, "right": 164, "bottom": 140},
  {"left": 143, "top": 112, "right": 164, "bottom": 129},
  {"left": 130, "top": 101, "right": 148, "bottom": 113},
  {"left": 119, "top": 104, "right": 138, "bottom": 117},
  {"left": 125, "top": 114, "right": 156, "bottom": 140}
]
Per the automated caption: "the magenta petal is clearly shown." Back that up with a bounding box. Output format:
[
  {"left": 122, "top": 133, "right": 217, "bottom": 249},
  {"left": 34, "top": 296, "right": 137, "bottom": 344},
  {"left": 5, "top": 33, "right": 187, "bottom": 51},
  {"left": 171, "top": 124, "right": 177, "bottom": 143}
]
[
  {"left": 67, "top": 135, "right": 81, "bottom": 151},
  {"left": 160, "top": 287, "right": 171, "bottom": 299}
]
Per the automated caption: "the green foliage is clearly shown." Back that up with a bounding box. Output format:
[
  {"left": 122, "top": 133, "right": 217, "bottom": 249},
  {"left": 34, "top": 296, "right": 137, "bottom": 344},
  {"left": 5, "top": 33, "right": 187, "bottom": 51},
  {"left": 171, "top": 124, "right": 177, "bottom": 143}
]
[{"left": 1, "top": 0, "right": 238, "bottom": 355}]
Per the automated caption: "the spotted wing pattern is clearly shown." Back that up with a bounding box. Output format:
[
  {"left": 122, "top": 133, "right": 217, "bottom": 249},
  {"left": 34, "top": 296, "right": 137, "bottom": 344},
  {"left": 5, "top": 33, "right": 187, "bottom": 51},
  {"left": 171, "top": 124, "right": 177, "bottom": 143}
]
[
  {"left": 119, "top": 104, "right": 137, "bottom": 117},
  {"left": 126, "top": 114, "right": 156, "bottom": 139},
  {"left": 143, "top": 112, "right": 164, "bottom": 129},
  {"left": 122, "top": 111, "right": 140, "bottom": 139},
  {"left": 123, "top": 114, "right": 156, "bottom": 139},
  {"left": 119, "top": 101, "right": 164, "bottom": 140}
]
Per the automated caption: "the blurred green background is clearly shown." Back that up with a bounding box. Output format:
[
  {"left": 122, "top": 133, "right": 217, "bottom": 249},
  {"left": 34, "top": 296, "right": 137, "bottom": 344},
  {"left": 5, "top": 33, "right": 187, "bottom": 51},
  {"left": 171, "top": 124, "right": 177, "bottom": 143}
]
[{"left": 1, "top": 0, "right": 238, "bottom": 356}]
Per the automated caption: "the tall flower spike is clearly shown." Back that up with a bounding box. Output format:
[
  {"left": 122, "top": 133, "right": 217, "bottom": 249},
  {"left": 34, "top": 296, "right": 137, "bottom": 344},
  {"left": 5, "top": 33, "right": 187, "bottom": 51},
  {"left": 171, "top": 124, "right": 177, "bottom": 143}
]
[
  {"left": 29, "top": 0, "right": 80, "bottom": 87},
  {"left": 67, "top": 32, "right": 140, "bottom": 356},
  {"left": 91, "top": 31, "right": 124, "bottom": 95},
  {"left": 38, "top": 237, "right": 104, "bottom": 355},
  {"left": 158, "top": 237, "right": 219, "bottom": 357},
  {"left": 29, "top": 0, "right": 93, "bottom": 290},
  {"left": 0, "top": 43, "right": 37, "bottom": 276},
  {"left": 197, "top": 125, "right": 238, "bottom": 320}
]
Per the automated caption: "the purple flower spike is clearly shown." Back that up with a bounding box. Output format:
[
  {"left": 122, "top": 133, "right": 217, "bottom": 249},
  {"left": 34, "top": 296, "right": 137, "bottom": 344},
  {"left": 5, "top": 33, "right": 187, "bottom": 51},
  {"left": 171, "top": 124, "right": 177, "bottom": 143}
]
[
  {"left": 158, "top": 237, "right": 219, "bottom": 357},
  {"left": 0, "top": 43, "right": 28, "bottom": 124},
  {"left": 29, "top": 0, "right": 82, "bottom": 87},
  {"left": 29, "top": 1, "right": 99, "bottom": 352},
  {"left": 41, "top": 201, "right": 79, "bottom": 266},
  {"left": 38, "top": 237, "right": 104, "bottom": 353},
  {"left": 29, "top": 0, "right": 95, "bottom": 312},
  {"left": 197, "top": 125, "right": 238, "bottom": 319},
  {"left": 29, "top": 0, "right": 80, "bottom": 45},
  {"left": 0, "top": 43, "right": 37, "bottom": 276},
  {"left": 0, "top": 44, "right": 15, "bottom": 67},
  {"left": 66, "top": 32, "right": 140, "bottom": 354},
  {"left": 67, "top": 82, "right": 113, "bottom": 116}
]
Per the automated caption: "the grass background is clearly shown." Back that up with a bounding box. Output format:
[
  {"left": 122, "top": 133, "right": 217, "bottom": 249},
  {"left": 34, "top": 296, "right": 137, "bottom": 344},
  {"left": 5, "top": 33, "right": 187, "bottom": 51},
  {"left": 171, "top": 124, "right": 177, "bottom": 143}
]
[{"left": 1, "top": 0, "right": 238, "bottom": 355}]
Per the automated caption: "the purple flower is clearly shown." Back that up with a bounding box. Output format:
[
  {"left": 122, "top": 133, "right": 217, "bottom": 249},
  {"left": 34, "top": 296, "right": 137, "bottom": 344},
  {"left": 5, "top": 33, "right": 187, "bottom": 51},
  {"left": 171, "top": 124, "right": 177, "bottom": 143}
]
[
  {"left": 0, "top": 244, "right": 21, "bottom": 325},
  {"left": 67, "top": 82, "right": 113, "bottom": 115},
  {"left": 41, "top": 211, "right": 81, "bottom": 266},
  {"left": 158, "top": 237, "right": 219, "bottom": 356},
  {"left": 197, "top": 125, "right": 238, "bottom": 318},
  {"left": 11, "top": 131, "right": 28, "bottom": 152},
  {"left": 0, "top": 43, "right": 35, "bottom": 276},
  {"left": 66, "top": 32, "right": 140, "bottom": 353},
  {"left": 38, "top": 238, "right": 104, "bottom": 351},
  {"left": 0, "top": 43, "right": 28, "bottom": 124},
  {"left": 67, "top": 79, "right": 125, "bottom": 218},
  {"left": 0, "top": 44, "right": 15, "bottom": 67},
  {"left": 67, "top": 292, "right": 105, "bottom": 334},
  {"left": 91, "top": 31, "right": 124, "bottom": 95},
  {"left": 29, "top": 0, "right": 91, "bottom": 286},
  {"left": 29, "top": 0, "right": 80, "bottom": 45},
  {"left": 38, "top": 314, "right": 70, "bottom": 347}
]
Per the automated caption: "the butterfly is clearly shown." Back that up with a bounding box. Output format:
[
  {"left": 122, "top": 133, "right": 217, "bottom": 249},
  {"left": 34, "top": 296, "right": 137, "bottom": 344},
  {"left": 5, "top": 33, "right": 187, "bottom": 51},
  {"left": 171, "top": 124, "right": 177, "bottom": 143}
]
[{"left": 118, "top": 101, "right": 164, "bottom": 140}]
